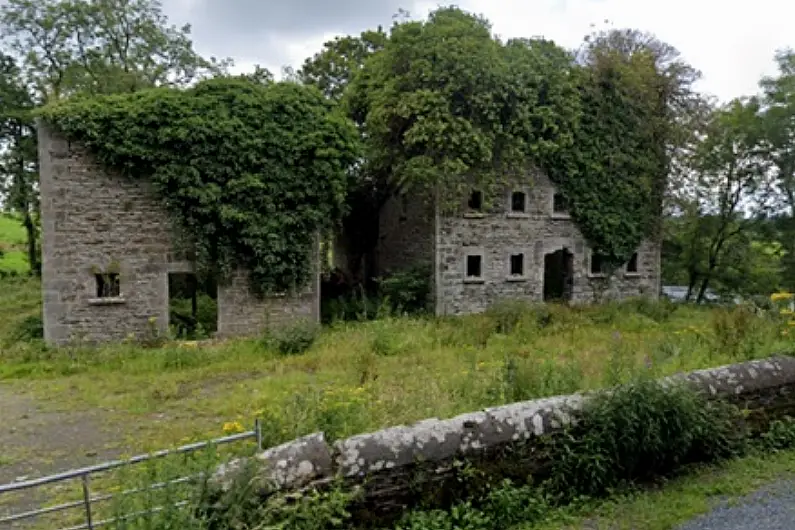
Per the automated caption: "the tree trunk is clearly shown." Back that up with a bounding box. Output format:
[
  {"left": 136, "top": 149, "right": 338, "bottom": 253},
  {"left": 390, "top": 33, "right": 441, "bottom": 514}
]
[
  {"left": 696, "top": 276, "right": 711, "bottom": 304},
  {"left": 23, "top": 210, "right": 39, "bottom": 276}
]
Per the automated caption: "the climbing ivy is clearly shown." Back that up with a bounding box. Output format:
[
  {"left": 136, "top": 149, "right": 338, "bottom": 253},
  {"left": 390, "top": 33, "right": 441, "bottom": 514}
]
[
  {"left": 545, "top": 43, "right": 670, "bottom": 264},
  {"left": 39, "top": 77, "right": 360, "bottom": 295},
  {"left": 345, "top": 8, "right": 686, "bottom": 266}
]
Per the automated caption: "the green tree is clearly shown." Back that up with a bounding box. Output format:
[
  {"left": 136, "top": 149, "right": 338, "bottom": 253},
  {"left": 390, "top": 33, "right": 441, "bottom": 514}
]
[
  {"left": 0, "top": 0, "right": 231, "bottom": 102},
  {"left": 337, "top": 8, "right": 582, "bottom": 281},
  {"left": 759, "top": 49, "right": 795, "bottom": 289},
  {"left": 563, "top": 28, "right": 701, "bottom": 265},
  {"left": 666, "top": 99, "right": 772, "bottom": 301},
  {"left": 299, "top": 28, "right": 387, "bottom": 101},
  {"left": 0, "top": 54, "right": 39, "bottom": 274}
]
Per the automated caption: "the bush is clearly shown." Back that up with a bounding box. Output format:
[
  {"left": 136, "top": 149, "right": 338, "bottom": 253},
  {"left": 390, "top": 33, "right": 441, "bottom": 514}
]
[
  {"left": 7, "top": 313, "right": 44, "bottom": 343},
  {"left": 545, "top": 378, "right": 743, "bottom": 499},
  {"left": 485, "top": 299, "right": 533, "bottom": 335},
  {"left": 710, "top": 305, "right": 767, "bottom": 360},
  {"left": 265, "top": 319, "right": 321, "bottom": 356},
  {"left": 169, "top": 293, "right": 218, "bottom": 339},
  {"left": 627, "top": 296, "right": 678, "bottom": 323},
  {"left": 378, "top": 265, "right": 432, "bottom": 316}
]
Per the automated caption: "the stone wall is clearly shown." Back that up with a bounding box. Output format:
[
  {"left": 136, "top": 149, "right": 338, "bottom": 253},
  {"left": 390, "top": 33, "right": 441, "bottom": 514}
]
[
  {"left": 38, "top": 123, "right": 319, "bottom": 345},
  {"left": 376, "top": 190, "right": 436, "bottom": 277},
  {"left": 213, "top": 355, "right": 795, "bottom": 524},
  {"left": 216, "top": 260, "right": 320, "bottom": 339},
  {"left": 435, "top": 171, "right": 661, "bottom": 315}
]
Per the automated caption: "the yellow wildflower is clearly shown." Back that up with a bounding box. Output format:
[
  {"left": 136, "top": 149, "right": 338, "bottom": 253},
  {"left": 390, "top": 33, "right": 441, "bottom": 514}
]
[
  {"left": 222, "top": 421, "right": 245, "bottom": 435},
  {"left": 771, "top": 292, "right": 794, "bottom": 302}
]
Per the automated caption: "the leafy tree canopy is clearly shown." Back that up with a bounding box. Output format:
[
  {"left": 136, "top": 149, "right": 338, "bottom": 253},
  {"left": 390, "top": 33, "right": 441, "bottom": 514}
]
[
  {"left": 39, "top": 77, "right": 361, "bottom": 294},
  {"left": 345, "top": 8, "right": 697, "bottom": 264},
  {"left": 1, "top": 0, "right": 230, "bottom": 102}
]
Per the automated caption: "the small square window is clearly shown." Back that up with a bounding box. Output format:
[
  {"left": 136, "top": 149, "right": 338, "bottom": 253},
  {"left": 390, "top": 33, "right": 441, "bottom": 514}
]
[
  {"left": 466, "top": 255, "right": 482, "bottom": 278},
  {"left": 96, "top": 273, "right": 120, "bottom": 298},
  {"left": 552, "top": 193, "right": 569, "bottom": 214},
  {"left": 511, "top": 191, "right": 526, "bottom": 213},
  {"left": 626, "top": 252, "right": 639, "bottom": 273},
  {"left": 590, "top": 253, "right": 607, "bottom": 275},
  {"left": 468, "top": 190, "right": 483, "bottom": 211},
  {"left": 510, "top": 254, "right": 524, "bottom": 276}
]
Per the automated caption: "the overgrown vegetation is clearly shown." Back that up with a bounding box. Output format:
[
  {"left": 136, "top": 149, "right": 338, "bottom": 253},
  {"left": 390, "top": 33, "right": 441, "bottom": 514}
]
[
  {"left": 76, "top": 376, "right": 795, "bottom": 530},
  {"left": 37, "top": 78, "right": 360, "bottom": 295}
]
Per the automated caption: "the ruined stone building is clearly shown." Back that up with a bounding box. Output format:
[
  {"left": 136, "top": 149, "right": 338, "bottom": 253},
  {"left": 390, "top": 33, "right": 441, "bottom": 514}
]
[
  {"left": 38, "top": 123, "right": 319, "bottom": 346},
  {"left": 377, "top": 171, "right": 661, "bottom": 315}
]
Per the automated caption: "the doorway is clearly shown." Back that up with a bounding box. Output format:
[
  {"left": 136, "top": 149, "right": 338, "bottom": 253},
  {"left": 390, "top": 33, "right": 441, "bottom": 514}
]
[
  {"left": 543, "top": 248, "right": 574, "bottom": 302},
  {"left": 168, "top": 273, "right": 218, "bottom": 339}
]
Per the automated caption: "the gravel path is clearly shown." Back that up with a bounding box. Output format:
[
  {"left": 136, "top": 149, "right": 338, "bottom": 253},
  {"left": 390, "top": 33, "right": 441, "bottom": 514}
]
[
  {"left": 678, "top": 479, "right": 795, "bottom": 530},
  {"left": 0, "top": 383, "right": 122, "bottom": 526}
]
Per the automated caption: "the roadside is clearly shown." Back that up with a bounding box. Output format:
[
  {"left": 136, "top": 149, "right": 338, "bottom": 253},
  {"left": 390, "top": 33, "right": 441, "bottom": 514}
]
[{"left": 521, "top": 450, "right": 795, "bottom": 530}]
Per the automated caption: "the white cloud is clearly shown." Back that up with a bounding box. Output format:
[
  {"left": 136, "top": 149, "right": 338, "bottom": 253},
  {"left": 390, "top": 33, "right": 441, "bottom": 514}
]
[{"left": 220, "top": 0, "right": 792, "bottom": 103}]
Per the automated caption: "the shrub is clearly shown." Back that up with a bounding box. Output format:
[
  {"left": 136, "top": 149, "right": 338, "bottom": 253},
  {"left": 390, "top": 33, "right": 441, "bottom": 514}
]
[
  {"left": 7, "top": 313, "right": 44, "bottom": 343},
  {"left": 545, "top": 379, "right": 743, "bottom": 500},
  {"left": 710, "top": 305, "right": 767, "bottom": 360},
  {"left": 485, "top": 299, "right": 532, "bottom": 335},
  {"left": 378, "top": 265, "right": 432, "bottom": 316},
  {"left": 627, "top": 296, "right": 678, "bottom": 323},
  {"left": 265, "top": 319, "right": 321, "bottom": 356},
  {"left": 169, "top": 293, "right": 218, "bottom": 339}
]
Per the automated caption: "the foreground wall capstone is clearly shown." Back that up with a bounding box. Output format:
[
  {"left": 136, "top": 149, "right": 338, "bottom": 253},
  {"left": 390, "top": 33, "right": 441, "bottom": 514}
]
[{"left": 212, "top": 355, "right": 795, "bottom": 522}]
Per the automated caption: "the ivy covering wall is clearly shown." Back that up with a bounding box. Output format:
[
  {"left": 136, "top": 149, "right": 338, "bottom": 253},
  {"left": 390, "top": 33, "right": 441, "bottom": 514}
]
[{"left": 39, "top": 77, "right": 360, "bottom": 295}]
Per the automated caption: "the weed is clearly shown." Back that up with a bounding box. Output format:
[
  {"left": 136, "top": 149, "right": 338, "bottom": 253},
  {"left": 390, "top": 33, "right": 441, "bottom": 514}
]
[
  {"left": 546, "top": 379, "right": 744, "bottom": 500},
  {"left": 265, "top": 319, "right": 321, "bottom": 356},
  {"left": 711, "top": 305, "right": 768, "bottom": 360}
]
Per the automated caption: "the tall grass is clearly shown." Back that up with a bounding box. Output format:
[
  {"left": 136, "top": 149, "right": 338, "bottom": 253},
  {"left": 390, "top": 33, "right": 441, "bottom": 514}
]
[{"left": 0, "top": 277, "right": 791, "bottom": 455}]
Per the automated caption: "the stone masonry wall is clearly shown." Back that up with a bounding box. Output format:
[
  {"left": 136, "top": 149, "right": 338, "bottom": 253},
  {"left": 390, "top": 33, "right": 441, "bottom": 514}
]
[
  {"left": 212, "top": 355, "right": 795, "bottom": 525},
  {"left": 39, "top": 123, "right": 319, "bottom": 345},
  {"left": 376, "top": 190, "right": 436, "bottom": 277},
  {"left": 435, "top": 171, "right": 661, "bottom": 315},
  {"left": 216, "top": 255, "right": 320, "bottom": 339}
]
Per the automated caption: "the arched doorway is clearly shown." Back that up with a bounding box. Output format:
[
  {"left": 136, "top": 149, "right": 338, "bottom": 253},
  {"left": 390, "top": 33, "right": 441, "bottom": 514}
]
[{"left": 543, "top": 248, "right": 574, "bottom": 302}]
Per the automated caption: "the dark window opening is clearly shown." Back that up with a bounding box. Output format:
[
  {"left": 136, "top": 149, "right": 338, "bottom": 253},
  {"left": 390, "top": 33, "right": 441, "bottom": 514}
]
[
  {"left": 590, "top": 253, "right": 607, "bottom": 275},
  {"left": 627, "top": 252, "right": 639, "bottom": 273},
  {"left": 511, "top": 191, "right": 526, "bottom": 213},
  {"left": 468, "top": 190, "right": 483, "bottom": 211},
  {"left": 552, "top": 193, "right": 569, "bottom": 214},
  {"left": 95, "top": 273, "right": 120, "bottom": 298},
  {"left": 466, "top": 255, "right": 482, "bottom": 278},
  {"left": 510, "top": 254, "right": 524, "bottom": 276}
]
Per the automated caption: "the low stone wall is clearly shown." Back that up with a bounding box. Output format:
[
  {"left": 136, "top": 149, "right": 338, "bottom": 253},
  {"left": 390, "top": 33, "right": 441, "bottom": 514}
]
[{"left": 213, "top": 355, "right": 795, "bottom": 523}]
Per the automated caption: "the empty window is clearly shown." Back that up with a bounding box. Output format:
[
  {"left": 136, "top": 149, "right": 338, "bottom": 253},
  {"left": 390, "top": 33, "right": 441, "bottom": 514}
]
[
  {"left": 466, "top": 255, "right": 482, "bottom": 278},
  {"left": 95, "top": 273, "right": 120, "bottom": 298},
  {"left": 626, "top": 252, "right": 639, "bottom": 273},
  {"left": 510, "top": 254, "right": 524, "bottom": 276},
  {"left": 590, "top": 253, "right": 607, "bottom": 275},
  {"left": 552, "top": 193, "right": 569, "bottom": 214},
  {"left": 468, "top": 190, "right": 483, "bottom": 211},
  {"left": 511, "top": 191, "right": 526, "bottom": 213}
]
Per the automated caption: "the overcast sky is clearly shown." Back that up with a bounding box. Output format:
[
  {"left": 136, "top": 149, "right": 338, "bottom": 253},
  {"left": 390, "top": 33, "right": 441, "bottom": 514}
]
[{"left": 163, "top": 0, "right": 793, "bottom": 103}]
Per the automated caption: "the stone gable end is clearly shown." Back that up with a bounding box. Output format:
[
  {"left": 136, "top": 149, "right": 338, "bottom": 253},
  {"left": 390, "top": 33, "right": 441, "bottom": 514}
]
[{"left": 38, "top": 123, "right": 319, "bottom": 345}]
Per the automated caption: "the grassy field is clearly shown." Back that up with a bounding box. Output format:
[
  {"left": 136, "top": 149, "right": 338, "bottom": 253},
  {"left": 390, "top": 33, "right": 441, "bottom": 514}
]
[
  {"left": 0, "top": 277, "right": 794, "bottom": 528},
  {"left": 0, "top": 277, "right": 792, "bottom": 452},
  {"left": 0, "top": 213, "right": 29, "bottom": 274}
]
